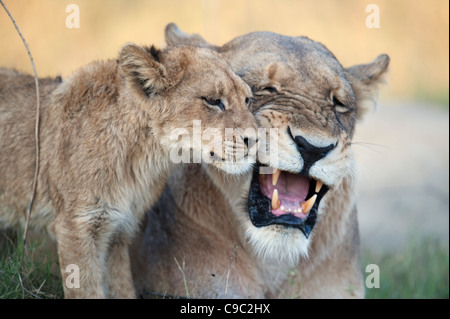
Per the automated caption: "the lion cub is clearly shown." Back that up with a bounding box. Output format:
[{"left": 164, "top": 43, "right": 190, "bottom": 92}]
[{"left": 0, "top": 44, "right": 257, "bottom": 298}]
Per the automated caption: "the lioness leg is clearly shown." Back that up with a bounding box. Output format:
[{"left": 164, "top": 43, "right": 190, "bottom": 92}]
[
  {"left": 53, "top": 212, "right": 108, "bottom": 298},
  {"left": 104, "top": 233, "right": 136, "bottom": 298}
]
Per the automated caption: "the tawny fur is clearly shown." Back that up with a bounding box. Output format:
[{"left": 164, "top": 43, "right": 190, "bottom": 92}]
[
  {"left": 130, "top": 24, "right": 389, "bottom": 298},
  {"left": 0, "top": 44, "right": 257, "bottom": 298}
]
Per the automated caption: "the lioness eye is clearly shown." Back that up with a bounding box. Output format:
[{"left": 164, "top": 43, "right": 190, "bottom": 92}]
[
  {"left": 263, "top": 86, "right": 278, "bottom": 94},
  {"left": 333, "top": 97, "right": 349, "bottom": 113},
  {"left": 202, "top": 96, "right": 225, "bottom": 111},
  {"left": 245, "top": 97, "right": 250, "bottom": 105}
]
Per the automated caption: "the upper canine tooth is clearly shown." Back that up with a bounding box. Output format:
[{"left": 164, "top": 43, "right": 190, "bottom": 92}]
[
  {"left": 271, "top": 189, "right": 280, "bottom": 210},
  {"left": 272, "top": 169, "right": 281, "bottom": 186},
  {"left": 315, "top": 180, "right": 323, "bottom": 193},
  {"left": 301, "top": 194, "right": 317, "bottom": 215}
]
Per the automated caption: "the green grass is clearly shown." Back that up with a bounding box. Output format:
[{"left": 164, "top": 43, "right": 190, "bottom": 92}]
[
  {"left": 414, "top": 87, "right": 450, "bottom": 108},
  {"left": 1, "top": 231, "right": 448, "bottom": 299},
  {"left": 0, "top": 230, "right": 63, "bottom": 299},
  {"left": 362, "top": 236, "right": 449, "bottom": 299}
]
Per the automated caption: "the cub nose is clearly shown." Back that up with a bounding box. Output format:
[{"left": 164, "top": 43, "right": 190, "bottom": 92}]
[
  {"left": 241, "top": 134, "right": 258, "bottom": 157},
  {"left": 288, "top": 127, "right": 336, "bottom": 175},
  {"left": 243, "top": 137, "right": 250, "bottom": 148}
]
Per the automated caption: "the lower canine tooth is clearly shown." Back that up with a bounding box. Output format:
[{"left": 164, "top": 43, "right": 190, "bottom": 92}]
[
  {"left": 301, "top": 194, "right": 317, "bottom": 215},
  {"left": 271, "top": 189, "right": 280, "bottom": 210}
]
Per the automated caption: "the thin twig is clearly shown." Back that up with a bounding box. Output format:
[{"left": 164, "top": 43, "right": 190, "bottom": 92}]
[
  {"left": 1, "top": 231, "right": 16, "bottom": 248},
  {"left": 0, "top": 0, "right": 41, "bottom": 249},
  {"left": 225, "top": 245, "right": 237, "bottom": 297},
  {"left": 17, "top": 272, "right": 25, "bottom": 299},
  {"left": 140, "top": 289, "right": 188, "bottom": 299},
  {"left": 35, "top": 278, "right": 47, "bottom": 297},
  {"left": 0, "top": 269, "right": 42, "bottom": 299},
  {"left": 173, "top": 256, "right": 190, "bottom": 298}
]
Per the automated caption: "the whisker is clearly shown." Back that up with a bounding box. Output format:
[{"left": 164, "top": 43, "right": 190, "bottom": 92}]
[
  {"left": 351, "top": 141, "right": 389, "bottom": 152},
  {"left": 351, "top": 141, "right": 388, "bottom": 148}
]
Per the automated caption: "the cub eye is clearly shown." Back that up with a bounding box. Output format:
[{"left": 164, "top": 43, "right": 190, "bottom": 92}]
[
  {"left": 245, "top": 97, "right": 256, "bottom": 106},
  {"left": 202, "top": 96, "right": 225, "bottom": 111},
  {"left": 333, "top": 97, "right": 349, "bottom": 113},
  {"left": 263, "top": 86, "right": 278, "bottom": 94}
]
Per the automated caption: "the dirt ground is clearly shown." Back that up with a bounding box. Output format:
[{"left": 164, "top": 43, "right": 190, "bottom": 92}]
[{"left": 353, "top": 100, "right": 449, "bottom": 253}]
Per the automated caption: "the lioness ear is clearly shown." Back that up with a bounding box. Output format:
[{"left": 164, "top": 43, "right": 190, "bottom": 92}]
[
  {"left": 165, "top": 23, "right": 219, "bottom": 50},
  {"left": 119, "top": 43, "right": 179, "bottom": 96},
  {"left": 345, "top": 54, "right": 390, "bottom": 120}
]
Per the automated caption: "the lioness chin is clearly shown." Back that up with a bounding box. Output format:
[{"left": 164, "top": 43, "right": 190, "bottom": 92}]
[
  {"left": 0, "top": 44, "right": 257, "bottom": 298},
  {"left": 131, "top": 24, "right": 389, "bottom": 298}
]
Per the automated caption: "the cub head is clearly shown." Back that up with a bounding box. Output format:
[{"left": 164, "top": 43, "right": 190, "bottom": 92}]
[
  {"left": 118, "top": 43, "right": 258, "bottom": 175},
  {"left": 165, "top": 24, "right": 390, "bottom": 265}
]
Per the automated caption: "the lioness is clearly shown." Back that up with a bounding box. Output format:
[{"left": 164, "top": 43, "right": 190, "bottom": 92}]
[
  {"left": 131, "top": 24, "right": 389, "bottom": 298},
  {"left": 0, "top": 44, "right": 257, "bottom": 298}
]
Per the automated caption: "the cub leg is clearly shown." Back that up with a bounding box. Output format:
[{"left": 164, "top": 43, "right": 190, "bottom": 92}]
[
  {"left": 53, "top": 211, "right": 110, "bottom": 298},
  {"left": 104, "top": 233, "right": 136, "bottom": 299}
]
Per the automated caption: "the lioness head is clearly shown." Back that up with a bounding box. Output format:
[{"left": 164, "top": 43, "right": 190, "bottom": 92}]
[
  {"left": 118, "top": 43, "right": 257, "bottom": 175},
  {"left": 165, "top": 24, "right": 389, "bottom": 264}
]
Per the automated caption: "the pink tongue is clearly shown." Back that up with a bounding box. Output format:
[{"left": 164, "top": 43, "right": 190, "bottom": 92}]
[{"left": 259, "top": 171, "right": 310, "bottom": 213}]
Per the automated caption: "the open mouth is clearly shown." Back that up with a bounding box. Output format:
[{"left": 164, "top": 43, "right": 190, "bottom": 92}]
[{"left": 247, "top": 165, "right": 329, "bottom": 238}]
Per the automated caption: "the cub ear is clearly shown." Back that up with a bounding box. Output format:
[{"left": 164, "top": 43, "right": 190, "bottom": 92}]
[
  {"left": 345, "top": 54, "right": 390, "bottom": 120},
  {"left": 165, "top": 23, "right": 219, "bottom": 50},
  {"left": 118, "top": 43, "right": 180, "bottom": 96}
]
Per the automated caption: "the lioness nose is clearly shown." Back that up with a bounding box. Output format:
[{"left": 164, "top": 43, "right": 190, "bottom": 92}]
[{"left": 292, "top": 134, "right": 336, "bottom": 174}]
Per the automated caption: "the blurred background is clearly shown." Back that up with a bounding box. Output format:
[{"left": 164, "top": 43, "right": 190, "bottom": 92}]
[
  {"left": 0, "top": 0, "right": 448, "bottom": 298},
  {"left": 0, "top": 0, "right": 448, "bottom": 102}
]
